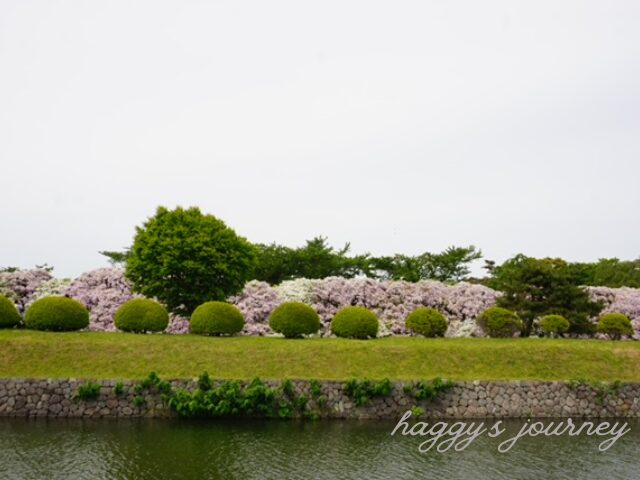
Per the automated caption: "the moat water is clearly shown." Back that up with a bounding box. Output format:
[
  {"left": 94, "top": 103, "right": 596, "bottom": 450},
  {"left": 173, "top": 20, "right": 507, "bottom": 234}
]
[{"left": 0, "top": 418, "right": 637, "bottom": 479}]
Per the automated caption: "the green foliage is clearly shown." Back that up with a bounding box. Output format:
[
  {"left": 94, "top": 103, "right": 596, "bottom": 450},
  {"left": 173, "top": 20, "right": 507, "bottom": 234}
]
[
  {"left": 331, "top": 306, "right": 379, "bottom": 339},
  {"left": 344, "top": 378, "right": 392, "bottom": 407},
  {"left": 280, "top": 379, "right": 295, "bottom": 398},
  {"left": 488, "top": 255, "right": 602, "bottom": 335},
  {"left": 0, "top": 295, "right": 21, "bottom": 328},
  {"left": 410, "top": 405, "right": 424, "bottom": 418},
  {"left": 138, "top": 371, "right": 171, "bottom": 394},
  {"left": 99, "top": 249, "right": 131, "bottom": 266},
  {"left": 144, "top": 372, "right": 314, "bottom": 419},
  {"left": 308, "top": 379, "right": 327, "bottom": 409},
  {"left": 404, "top": 377, "right": 454, "bottom": 400},
  {"left": 114, "top": 382, "right": 124, "bottom": 396},
  {"left": 125, "top": 206, "right": 256, "bottom": 315},
  {"left": 253, "top": 237, "right": 372, "bottom": 285},
  {"left": 571, "top": 258, "right": 640, "bottom": 288},
  {"left": 166, "top": 376, "right": 307, "bottom": 418},
  {"left": 309, "top": 379, "right": 322, "bottom": 398},
  {"left": 477, "top": 307, "right": 523, "bottom": 338},
  {"left": 539, "top": 314, "right": 570, "bottom": 337},
  {"left": 129, "top": 372, "right": 172, "bottom": 409},
  {"left": 568, "top": 378, "right": 625, "bottom": 404},
  {"left": 190, "top": 301, "right": 245, "bottom": 336},
  {"left": 253, "top": 239, "right": 482, "bottom": 284},
  {"left": 372, "top": 246, "right": 482, "bottom": 283},
  {"left": 268, "top": 302, "right": 321, "bottom": 338},
  {"left": 141, "top": 371, "right": 161, "bottom": 389},
  {"left": 114, "top": 298, "right": 169, "bottom": 333},
  {"left": 75, "top": 381, "right": 101, "bottom": 401},
  {"left": 592, "top": 380, "right": 624, "bottom": 403},
  {"left": 24, "top": 296, "right": 89, "bottom": 331},
  {"left": 597, "top": 313, "right": 633, "bottom": 340},
  {"left": 198, "top": 371, "right": 212, "bottom": 391},
  {"left": 405, "top": 307, "right": 448, "bottom": 337}
]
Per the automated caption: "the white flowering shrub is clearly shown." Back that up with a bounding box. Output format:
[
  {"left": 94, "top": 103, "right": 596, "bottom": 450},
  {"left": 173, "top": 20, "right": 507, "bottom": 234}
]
[
  {"left": 274, "top": 278, "right": 317, "bottom": 304},
  {"left": 26, "top": 278, "right": 73, "bottom": 308}
]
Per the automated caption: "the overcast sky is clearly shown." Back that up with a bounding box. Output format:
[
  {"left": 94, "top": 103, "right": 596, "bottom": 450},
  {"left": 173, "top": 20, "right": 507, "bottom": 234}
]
[{"left": 1, "top": 1, "right": 639, "bottom": 278}]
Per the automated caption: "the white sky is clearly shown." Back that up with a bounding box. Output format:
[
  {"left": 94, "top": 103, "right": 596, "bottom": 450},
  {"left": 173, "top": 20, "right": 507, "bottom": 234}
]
[{"left": 1, "top": 1, "right": 639, "bottom": 278}]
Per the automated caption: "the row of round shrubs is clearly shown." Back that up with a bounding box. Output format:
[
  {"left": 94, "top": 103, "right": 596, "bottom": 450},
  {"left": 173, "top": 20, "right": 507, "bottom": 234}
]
[
  {"left": 0, "top": 295, "right": 169, "bottom": 333},
  {"left": 0, "top": 295, "right": 90, "bottom": 331},
  {"left": 0, "top": 294, "right": 635, "bottom": 340},
  {"left": 477, "top": 307, "right": 635, "bottom": 339}
]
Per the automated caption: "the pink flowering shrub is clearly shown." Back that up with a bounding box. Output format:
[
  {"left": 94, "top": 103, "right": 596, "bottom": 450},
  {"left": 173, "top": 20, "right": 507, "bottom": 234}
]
[
  {"left": 443, "top": 283, "right": 501, "bottom": 337},
  {"left": 64, "top": 268, "right": 139, "bottom": 332},
  {"left": 587, "top": 287, "right": 640, "bottom": 339},
  {"left": 229, "top": 277, "right": 502, "bottom": 337},
  {"left": 165, "top": 313, "right": 190, "bottom": 334},
  {"left": 229, "top": 281, "right": 282, "bottom": 336},
  {"left": 6, "top": 267, "right": 637, "bottom": 339},
  {"left": 0, "top": 269, "right": 53, "bottom": 313}
]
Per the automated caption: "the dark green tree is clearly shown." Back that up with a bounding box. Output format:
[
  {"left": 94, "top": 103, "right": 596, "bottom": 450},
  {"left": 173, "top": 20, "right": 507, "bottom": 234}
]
[
  {"left": 252, "top": 243, "right": 298, "bottom": 285},
  {"left": 253, "top": 236, "right": 372, "bottom": 284},
  {"left": 584, "top": 258, "right": 640, "bottom": 288},
  {"left": 126, "top": 206, "right": 256, "bottom": 315},
  {"left": 372, "top": 245, "right": 482, "bottom": 283},
  {"left": 488, "top": 254, "right": 603, "bottom": 336},
  {"left": 99, "top": 249, "right": 131, "bottom": 266}
]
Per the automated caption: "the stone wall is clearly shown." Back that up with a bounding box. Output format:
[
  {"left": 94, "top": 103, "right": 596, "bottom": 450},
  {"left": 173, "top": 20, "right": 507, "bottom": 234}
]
[{"left": 0, "top": 379, "right": 639, "bottom": 419}]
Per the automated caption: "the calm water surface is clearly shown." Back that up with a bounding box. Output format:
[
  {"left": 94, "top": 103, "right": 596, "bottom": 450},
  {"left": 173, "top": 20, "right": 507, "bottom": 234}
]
[{"left": 0, "top": 418, "right": 637, "bottom": 479}]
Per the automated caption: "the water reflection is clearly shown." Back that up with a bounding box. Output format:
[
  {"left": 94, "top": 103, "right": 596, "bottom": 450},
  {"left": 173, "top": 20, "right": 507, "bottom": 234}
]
[{"left": 0, "top": 418, "right": 637, "bottom": 479}]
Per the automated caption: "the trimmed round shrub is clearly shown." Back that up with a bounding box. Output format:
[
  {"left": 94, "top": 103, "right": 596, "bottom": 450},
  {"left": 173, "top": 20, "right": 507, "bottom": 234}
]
[
  {"left": 477, "top": 307, "right": 522, "bottom": 338},
  {"left": 24, "top": 296, "right": 89, "bottom": 331},
  {"left": 405, "top": 307, "right": 448, "bottom": 337},
  {"left": 539, "top": 314, "right": 570, "bottom": 337},
  {"left": 268, "top": 302, "right": 321, "bottom": 338},
  {"left": 331, "top": 306, "right": 379, "bottom": 339},
  {"left": 597, "top": 313, "right": 633, "bottom": 340},
  {"left": 0, "top": 295, "right": 21, "bottom": 328},
  {"left": 114, "top": 298, "right": 169, "bottom": 333},
  {"left": 190, "top": 301, "right": 245, "bottom": 336}
]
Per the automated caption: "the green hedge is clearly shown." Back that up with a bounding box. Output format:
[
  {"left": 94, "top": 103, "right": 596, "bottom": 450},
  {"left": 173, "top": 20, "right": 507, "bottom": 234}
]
[
  {"left": 405, "top": 307, "right": 448, "bottom": 337},
  {"left": 597, "top": 313, "right": 633, "bottom": 340},
  {"left": 0, "top": 295, "right": 21, "bottom": 328},
  {"left": 268, "top": 302, "right": 321, "bottom": 338},
  {"left": 24, "top": 296, "right": 89, "bottom": 331},
  {"left": 190, "top": 301, "right": 245, "bottom": 336},
  {"left": 539, "top": 314, "right": 570, "bottom": 337},
  {"left": 114, "top": 298, "right": 168, "bottom": 333},
  {"left": 331, "top": 306, "right": 379, "bottom": 339},
  {"left": 477, "top": 307, "right": 522, "bottom": 338}
]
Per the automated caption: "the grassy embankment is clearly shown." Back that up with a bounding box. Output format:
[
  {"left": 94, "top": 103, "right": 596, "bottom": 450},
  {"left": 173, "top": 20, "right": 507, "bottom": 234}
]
[{"left": 0, "top": 330, "right": 638, "bottom": 382}]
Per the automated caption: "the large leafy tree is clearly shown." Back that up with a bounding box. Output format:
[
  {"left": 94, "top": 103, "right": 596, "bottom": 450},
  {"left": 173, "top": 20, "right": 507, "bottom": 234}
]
[
  {"left": 488, "top": 254, "right": 603, "bottom": 336},
  {"left": 126, "top": 206, "right": 256, "bottom": 315}
]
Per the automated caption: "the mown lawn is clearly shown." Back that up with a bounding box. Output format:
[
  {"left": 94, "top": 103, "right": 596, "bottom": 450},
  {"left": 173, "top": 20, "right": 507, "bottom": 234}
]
[{"left": 0, "top": 330, "right": 638, "bottom": 382}]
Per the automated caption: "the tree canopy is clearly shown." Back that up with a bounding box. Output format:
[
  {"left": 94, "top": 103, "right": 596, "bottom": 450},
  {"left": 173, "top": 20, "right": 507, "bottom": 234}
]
[
  {"left": 125, "top": 206, "right": 256, "bottom": 315},
  {"left": 487, "top": 254, "right": 603, "bottom": 336}
]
